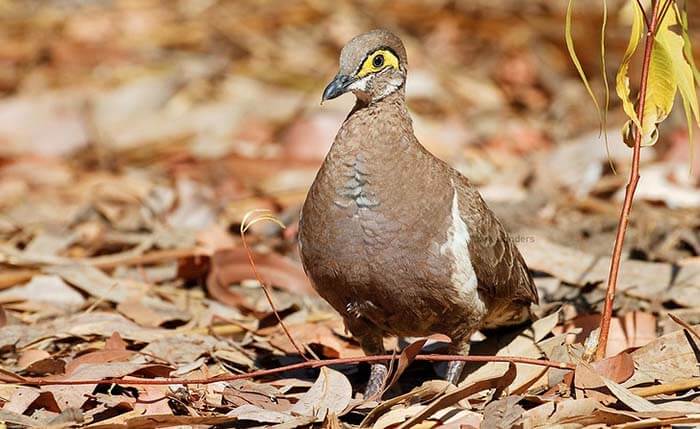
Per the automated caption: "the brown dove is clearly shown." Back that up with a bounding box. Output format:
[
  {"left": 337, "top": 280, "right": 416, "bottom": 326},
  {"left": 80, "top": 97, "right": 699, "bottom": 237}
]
[{"left": 298, "top": 29, "right": 538, "bottom": 398}]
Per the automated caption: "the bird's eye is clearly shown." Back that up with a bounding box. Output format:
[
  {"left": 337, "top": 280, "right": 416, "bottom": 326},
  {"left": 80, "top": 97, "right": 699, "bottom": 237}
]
[
  {"left": 356, "top": 50, "right": 397, "bottom": 78},
  {"left": 372, "top": 54, "right": 384, "bottom": 68}
]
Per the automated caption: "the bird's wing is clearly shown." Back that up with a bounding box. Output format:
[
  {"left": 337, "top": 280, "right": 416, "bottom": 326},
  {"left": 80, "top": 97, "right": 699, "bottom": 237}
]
[{"left": 454, "top": 174, "right": 539, "bottom": 305}]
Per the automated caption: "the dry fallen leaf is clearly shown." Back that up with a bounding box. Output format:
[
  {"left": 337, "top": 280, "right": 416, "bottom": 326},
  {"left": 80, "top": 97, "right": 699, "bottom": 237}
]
[
  {"left": 399, "top": 363, "right": 517, "bottom": 429},
  {"left": 290, "top": 367, "right": 353, "bottom": 420},
  {"left": 0, "top": 2, "right": 698, "bottom": 427},
  {"left": 626, "top": 322, "right": 700, "bottom": 386}
]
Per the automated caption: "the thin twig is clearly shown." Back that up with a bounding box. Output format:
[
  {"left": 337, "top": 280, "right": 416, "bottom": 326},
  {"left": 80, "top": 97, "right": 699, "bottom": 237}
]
[
  {"left": 239, "top": 210, "right": 309, "bottom": 361},
  {"left": 614, "top": 417, "right": 700, "bottom": 429},
  {"left": 654, "top": 0, "right": 674, "bottom": 37},
  {"left": 4, "top": 354, "right": 575, "bottom": 386},
  {"left": 596, "top": 0, "right": 662, "bottom": 360},
  {"left": 635, "top": 0, "right": 652, "bottom": 29},
  {"left": 631, "top": 377, "right": 700, "bottom": 397}
]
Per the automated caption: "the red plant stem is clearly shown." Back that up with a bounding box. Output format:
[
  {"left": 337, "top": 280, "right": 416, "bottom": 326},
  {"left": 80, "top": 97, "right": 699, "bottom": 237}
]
[
  {"left": 654, "top": 0, "right": 674, "bottom": 36},
  {"left": 596, "top": 0, "right": 661, "bottom": 360},
  {"left": 5, "top": 354, "right": 575, "bottom": 387},
  {"left": 635, "top": 0, "right": 652, "bottom": 29}
]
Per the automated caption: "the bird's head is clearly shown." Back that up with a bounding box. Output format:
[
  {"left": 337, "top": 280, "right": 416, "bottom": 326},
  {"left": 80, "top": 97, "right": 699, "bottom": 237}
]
[{"left": 322, "top": 29, "right": 407, "bottom": 105}]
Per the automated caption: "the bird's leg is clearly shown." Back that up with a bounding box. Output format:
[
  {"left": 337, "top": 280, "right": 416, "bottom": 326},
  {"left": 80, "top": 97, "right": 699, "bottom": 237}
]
[
  {"left": 360, "top": 334, "right": 388, "bottom": 399},
  {"left": 445, "top": 338, "right": 471, "bottom": 385}
]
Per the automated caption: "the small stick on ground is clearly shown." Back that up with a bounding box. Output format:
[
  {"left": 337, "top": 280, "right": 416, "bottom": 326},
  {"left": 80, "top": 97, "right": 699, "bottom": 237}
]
[{"left": 6, "top": 353, "right": 576, "bottom": 387}]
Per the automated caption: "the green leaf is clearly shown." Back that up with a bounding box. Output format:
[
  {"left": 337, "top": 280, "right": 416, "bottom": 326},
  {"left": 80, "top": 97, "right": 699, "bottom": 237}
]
[
  {"left": 565, "top": 0, "right": 603, "bottom": 128},
  {"left": 616, "top": 0, "right": 645, "bottom": 129}
]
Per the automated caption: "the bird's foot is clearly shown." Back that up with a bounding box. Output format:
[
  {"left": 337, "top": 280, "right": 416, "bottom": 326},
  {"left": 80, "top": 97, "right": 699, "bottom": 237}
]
[{"left": 363, "top": 363, "right": 388, "bottom": 400}]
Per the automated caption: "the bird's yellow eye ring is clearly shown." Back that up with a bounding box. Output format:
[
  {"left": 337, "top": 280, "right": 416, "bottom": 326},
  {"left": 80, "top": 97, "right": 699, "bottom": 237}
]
[{"left": 356, "top": 49, "right": 399, "bottom": 78}]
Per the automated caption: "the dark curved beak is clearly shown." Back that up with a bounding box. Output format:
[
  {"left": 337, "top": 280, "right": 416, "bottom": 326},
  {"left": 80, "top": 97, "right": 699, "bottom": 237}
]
[{"left": 322, "top": 74, "right": 353, "bottom": 102}]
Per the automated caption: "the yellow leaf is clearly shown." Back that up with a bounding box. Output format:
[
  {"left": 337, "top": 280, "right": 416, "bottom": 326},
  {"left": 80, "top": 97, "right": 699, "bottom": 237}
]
[
  {"left": 656, "top": 3, "right": 699, "bottom": 125},
  {"left": 565, "top": 0, "right": 602, "bottom": 127},
  {"left": 679, "top": 2, "right": 700, "bottom": 87},
  {"left": 677, "top": 1, "right": 700, "bottom": 173},
  {"left": 623, "top": 2, "right": 700, "bottom": 148},
  {"left": 623, "top": 36, "right": 677, "bottom": 147},
  {"left": 600, "top": 0, "right": 614, "bottom": 172},
  {"left": 682, "top": 95, "right": 695, "bottom": 173},
  {"left": 616, "top": 0, "right": 645, "bottom": 129}
]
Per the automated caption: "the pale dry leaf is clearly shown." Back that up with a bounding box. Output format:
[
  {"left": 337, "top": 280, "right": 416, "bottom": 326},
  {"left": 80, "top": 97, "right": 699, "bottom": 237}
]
[
  {"left": 47, "top": 264, "right": 149, "bottom": 304},
  {"left": 0, "top": 275, "right": 85, "bottom": 311},
  {"left": 517, "top": 236, "right": 595, "bottom": 284},
  {"left": 223, "top": 381, "right": 292, "bottom": 412},
  {"left": 547, "top": 397, "right": 601, "bottom": 426},
  {"left": 212, "top": 348, "right": 255, "bottom": 369},
  {"left": 64, "top": 348, "right": 135, "bottom": 375},
  {"left": 227, "top": 404, "right": 295, "bottom": 424},
  {"left": 137, "top": 334, "right": 223, "bottom": 364},
  {"left": 439, "top": 408, "right": 483, "bottom": 427},
  {"left": 167, "top": 177, "right": 217, "bottom": 230},
  {"left": 46, "top": 362, "right": 170, "bottom": 411},
  {"left": 267, "top": 319, "right": 363, "bottom": 359},
  {"left": 664, "top": 263, "right": 700, "bottom": 307},
  {"left": 0, "top": 90, "right": 89, "bottom": 157},
  {"left": 17, "top": 349, "right": 65, "bottom": 375},
  {"left": 603, "top": 376, "right": 700, "bottom": 414},
  {"left": 0, "top": 409, "right": 41, "bottom": 427},
  {"left": 63, "top": 312, "right": 166, "bottom": 343},
  {"left": 571, "top": 311, "right": 656, "bottom": 357},
  {"left": 171, "top": 356, "right": 206, "bottom": 377},
  {"left": 521, "top": 398, "right": 599, "bottom": 429},
  {"left": 86, "top": 414, "right": 234, "bottom": 429},
  {"left": 290, "top": 367, "right": 353, "bottom": 420},
  {"left": 400, "top": 363, "right": 516, "bottom": 429},
  {"left": 360, "top": 380, "right": 453, "bottom": 428},
  {"left": 373, "top": 404, "right": 428, "bottom": 429},
  {"left": 618, "top": 163, "right": 700, "bottom": 208},
  {"left": 267, "top": 415, "right": 319, "bottom": 429},
  {"left": 625, "top": 322, "right": 700, "bottom": 387},
  {"left": 113, "top": 262, "right": 179, "bottom": 283},
  {"left": 25, "top": 231, "right": 77, "bottom": 257},
  {"left": 581, "top": 257, "right": 672, "bottom": 300},
  {"left": 3, "top": 386, "right": 41, "bottom": 414},
  {"left": 481, "top": 395, "right": 524, "bottom": 429},
  {"left": 17, "top": 349, "right": 51, "bottom": 370},
  {"left": 0, "top": 311, "right": 166, "bottom": 350},
  {"left": 117, "top": 296, "right": 191, "bottom": 328},
  {"left": 461, "top": 310, "right": 559, "bottom": 392}
]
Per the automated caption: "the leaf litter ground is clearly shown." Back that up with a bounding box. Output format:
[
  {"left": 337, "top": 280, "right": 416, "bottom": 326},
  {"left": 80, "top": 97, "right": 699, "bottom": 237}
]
[{"left": 1, "top": 1, "right": 700, "bottom": 428}]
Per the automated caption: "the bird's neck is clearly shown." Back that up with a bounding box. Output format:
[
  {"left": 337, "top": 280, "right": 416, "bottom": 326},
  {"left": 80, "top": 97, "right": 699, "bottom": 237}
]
[
  {"left": 328, "top": 89, "right": 417, "bottom": 164},
  {"left": 356, "top": 86, "right": 407, "bottom": 110},
  {"left": 346, "top": 89, "right": 411, "bottom": 131}
]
